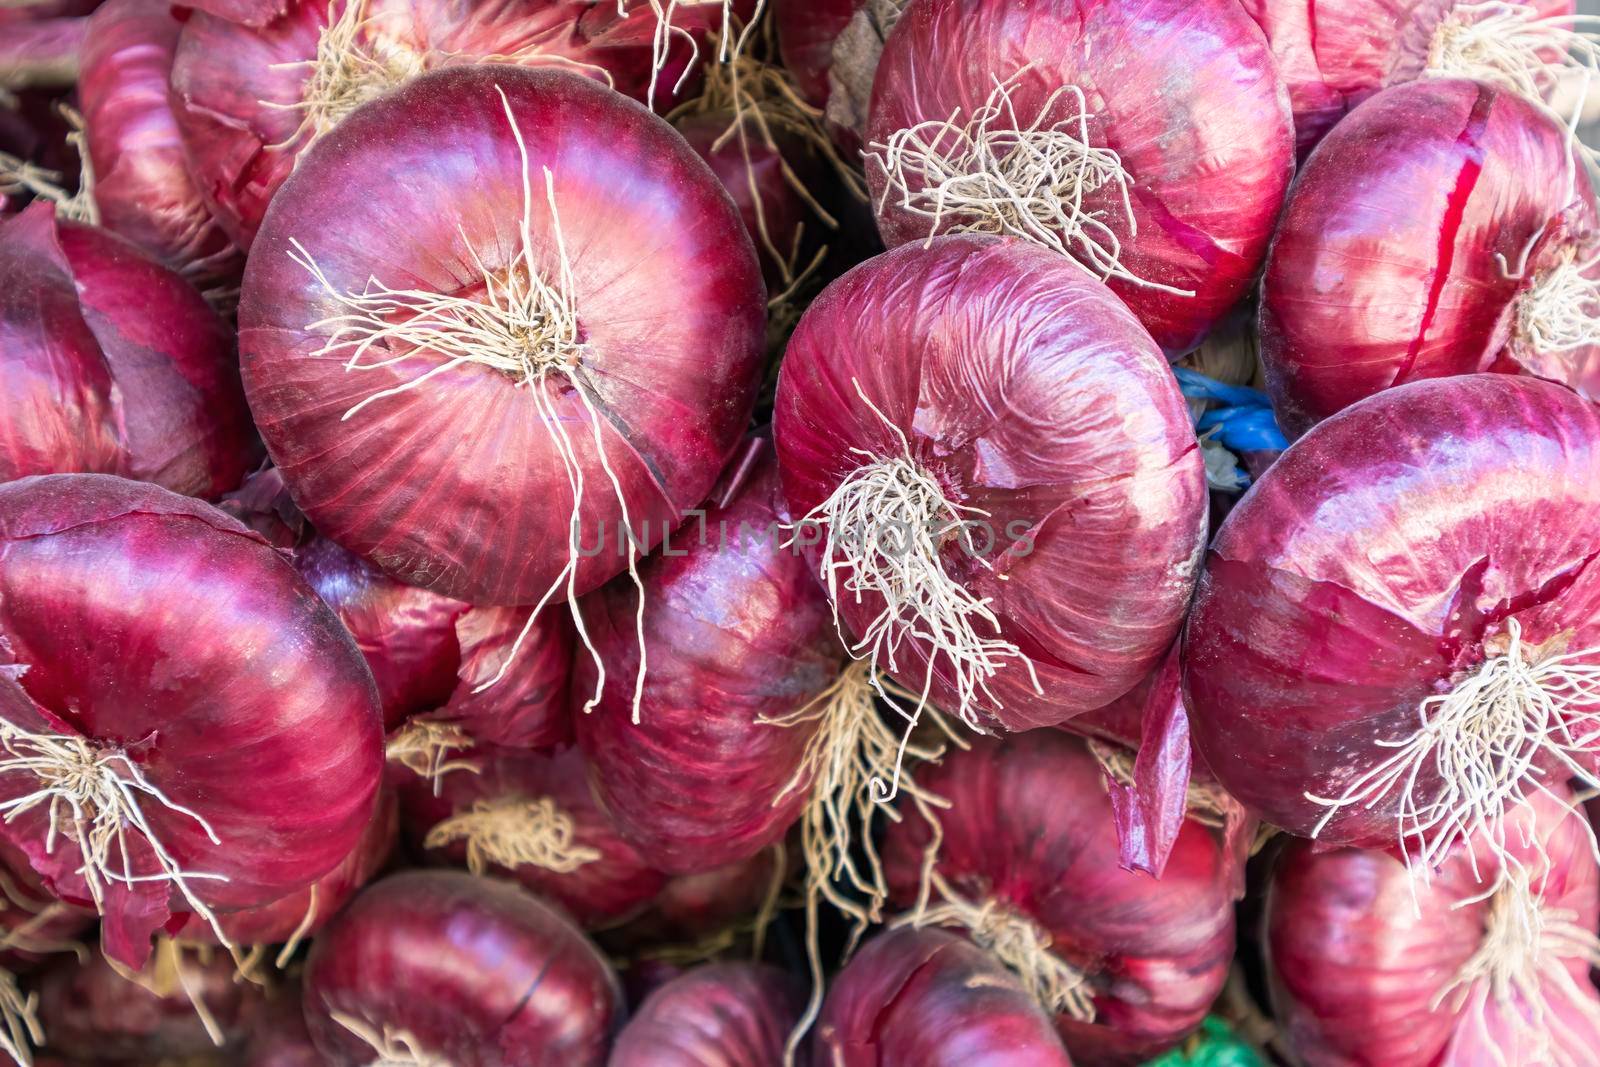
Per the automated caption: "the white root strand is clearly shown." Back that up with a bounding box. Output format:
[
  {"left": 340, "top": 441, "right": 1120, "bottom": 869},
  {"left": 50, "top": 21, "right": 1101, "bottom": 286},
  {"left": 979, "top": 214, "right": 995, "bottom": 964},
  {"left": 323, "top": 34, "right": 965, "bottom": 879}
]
[
  {"left": 383, "top": 720, "right": 480, "bottom": 797},
  {"left": 332, "top": 1011, "right": 449, "bottom": 1067},
  {"left": 421, "top": 795, "right": 600, "bottom": 875}
]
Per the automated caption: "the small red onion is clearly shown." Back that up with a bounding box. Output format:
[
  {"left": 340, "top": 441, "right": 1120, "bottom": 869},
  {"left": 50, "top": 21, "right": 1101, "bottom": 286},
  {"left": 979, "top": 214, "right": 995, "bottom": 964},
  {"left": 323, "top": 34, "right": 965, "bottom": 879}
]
[{"left": 611, "top": 962, "right": 807, "bottom": 1067}]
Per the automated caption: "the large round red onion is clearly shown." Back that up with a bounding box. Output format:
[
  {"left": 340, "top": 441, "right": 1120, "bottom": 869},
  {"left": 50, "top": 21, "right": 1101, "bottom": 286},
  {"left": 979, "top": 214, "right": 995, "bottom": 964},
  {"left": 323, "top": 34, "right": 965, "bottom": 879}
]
[
  {"left": 239, "top": 65, "right": 765, "bottom": 607},
  {"left": 399, "top": 744, "right": 666, "bottom": 929},
  {"left": 864, "top": 0, "right": 1294, "bottom": 355},
  {"left": 882, "top": 732, "right": 1237, "bottom": 1065},
  {"left": 0, "top": 205, "right": 259, "bottom": 496},
  {"left": 1260, "top": 78, "right": 1599, "bottom": 435},
  {"left": 303, "top": 869, "right": 622, "bottom": 1066},
  {"left": 774, "top": 235, "right": 1207, "bottom": 734},
  {"left": 0, "top": 474, "right": 383, "bottom": 970},
  {"left": 814, "top": 926, "right": 1075, "bottom": 1066},
  {"left": 611, "top": 962, "right": 807, "bottom": 1067},
  {"left": 1184, "top": 374, "right": 1600, "bottom": 869}
]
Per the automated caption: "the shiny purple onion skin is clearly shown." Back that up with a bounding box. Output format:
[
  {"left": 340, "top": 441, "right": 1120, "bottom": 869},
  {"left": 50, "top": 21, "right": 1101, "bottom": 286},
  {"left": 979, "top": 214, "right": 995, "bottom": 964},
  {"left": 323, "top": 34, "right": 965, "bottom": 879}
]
[
  {"left": 0, "top": 474, "right": 383, "bottom": 969},
  {"left": 814, "top": 926, "right": 1075, "bottom": 1066},
  {"left": 398, "top": 744, "right": 666, "bottom": 930},
  {"left": 611, "top": 962, "right": 806, "bottom": 1067},
  {"left": 303, "top": 870, "right": 622, "bottom": 1067},
  {"left": 774, "top": 235, "right": 1208, "bottom": 731},
  {"left": 1183, "top": 375, "right": 1600, "bottom": 847},
  {"left": 866, "top": 0, "right": 1294, "bottom": 356},
  {"left": 1260, "top": 79, "right": 1600, "bottom": 436},
  {"left": 0, "top": 205, "right": 259, "bottom": 497},
  {"left": 574, "top": 447, "right": 838, "bottom": 874},
  {"left": 239, "top": 66, "right": 765, "bottom": 605},
  {"left": 882, "top": 733, "right": 1236, "bottom": 1065}
]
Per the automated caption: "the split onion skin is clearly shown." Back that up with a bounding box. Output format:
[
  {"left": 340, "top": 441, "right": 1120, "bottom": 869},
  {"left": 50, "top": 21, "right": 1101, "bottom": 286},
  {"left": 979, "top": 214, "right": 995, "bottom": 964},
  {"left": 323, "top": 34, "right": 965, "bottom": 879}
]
[
  {"left": 1183, "top": 374, "right": 1600, "bottom": 846},
  {"left": 814, "top": 926, "right": 1075, "bottom": 1066},
  {"left": 774, "top": 235, "right": 1208, "bottom": 731},
  {"left": 1260, "top": 78, "right": 1600, "bottom": 436},
  {"left": 0, "top": 205, "right": 259, "bottom": 497},
  {"left": 303, "top": 869, "right": 622, "bottom": 1067},
  {"left": 610, "top": 962, "right": 807, "bottom": 1067},
  {"left": 575, "top": 446, "right": 838, "bottom": 875},
  {"left": 865, "top": 0, "right": 1295, "bottom": 355},
  {"left": 0, "top": 474, "right": 384, "bottom": 968},
  {"left": 882, "top": 733, "right": 1237, "bottom": 1065},
  {"left": 239, "top": 65, "right": 766, "bottom": 605}
]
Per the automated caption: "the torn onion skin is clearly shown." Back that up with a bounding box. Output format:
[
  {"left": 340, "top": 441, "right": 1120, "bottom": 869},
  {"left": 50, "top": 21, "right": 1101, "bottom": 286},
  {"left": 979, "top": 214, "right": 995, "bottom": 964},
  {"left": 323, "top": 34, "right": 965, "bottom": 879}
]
[
  {"left": 864, "top": 0, "right": 1295, "bottom": 355},
  {"left": 303, "top": 869, "right": 622, "bottom": 1066},
  {"left": 398, "top": 744, "right": 667, "bottom": 930},
  {"left": 1183, "top": 374, "right": 1600, "bottom": 849},
  {"left": 882, "top": 733, "right": 1237, "bottom": 1065},
  {"left": 0, "top": 474, "right": 384, "bottom": 970},
  {"left": 0, "top": 838, "right": 95, "bottom": 973},
  {"left": 0, "top": 205, "right": 259, "bottom": 496},
  {"left": 1260, "top": 79, "right": 1600, "bottom": 436},
  {"left": 238, "top": 66, "right": 766, "bottom": 605},
  {"left": 611, "top": 962, "right": 807, "bottom": 1067},
  {"left": 774, "top": 235, "right": 1207, "bottom": 731},
  {"left": 813, "top": 926, "right": 1075, "bottom": 1066}
]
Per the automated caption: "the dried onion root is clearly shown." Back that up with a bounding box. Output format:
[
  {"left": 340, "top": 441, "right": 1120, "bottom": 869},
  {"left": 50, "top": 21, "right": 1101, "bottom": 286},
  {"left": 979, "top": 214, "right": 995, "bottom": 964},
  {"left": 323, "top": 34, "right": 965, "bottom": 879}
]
[
  {"left": 1427, "top": 2, "right": 1600, "bottom": 111},
  {"left": 0, "top": 969, "right": 40, "bottom": 1067},
  {"left": 331, "top": 1011, "right": 448, "bottom": 1067},
  {"left": 0, "top": 104, "right": 96, "bottom": 224},
  {"left": 632, "top": 0, "right": 764, "bottom": 111},
  {"left": 421, "top": 796, "right": 601, "bottom": 877},
  {"left": 383, "top": 720, "right": 479, "bottom": 795}
]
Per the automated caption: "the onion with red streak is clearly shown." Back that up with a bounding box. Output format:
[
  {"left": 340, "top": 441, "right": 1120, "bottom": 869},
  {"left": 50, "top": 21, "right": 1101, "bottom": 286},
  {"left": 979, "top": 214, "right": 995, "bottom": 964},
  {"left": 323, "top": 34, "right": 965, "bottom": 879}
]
[
  {"left": 303, "top": 869, "right": 622, "bottom": 1066},
  {"left": 611, "top": 962, "right": 807, "bottom": 1067}
]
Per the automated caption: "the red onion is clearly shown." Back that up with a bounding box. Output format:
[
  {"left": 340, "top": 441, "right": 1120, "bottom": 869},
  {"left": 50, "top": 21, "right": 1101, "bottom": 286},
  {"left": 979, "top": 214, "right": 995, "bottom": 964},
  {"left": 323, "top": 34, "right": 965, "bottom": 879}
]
[
  {"left": 239, "top": 66, "right": 764, "bottom": 614},
  {"left": 1266, "top": 788, "right": 1600, "bottom": 1065},
  {"left": 881, "top": 732, "right": 1237, "bottom": 1065},
  {"left": 242, "top": 984, "right": 325, "bottom": 1067},
  {"left": 774, "top": 234, "right": 1207, "bottom": 737},
  {"left": 813, "top": 926, "right": 1074, "bottom": 1066},
  {"left": 77, "top": 0, "right": 243, "bottom": 292},
  {"left": 0, "top": 205, "right": 259, "bottom": 496},
  {"left": 601, "top": 846, "right": 786, "bottom": 956},
  {"left": 0, "top": 474, "right": 383, "bottom": 971},
  {"left": 773, "top": 0, "right": 859, "bottom": 107},
  {"left": 1260, "top": 78, "right": 1599, "bottom": 435},
  {"left": 0, "top": 840, "right": 93, "bottom": 1067},
  {"left": 303, "top": 869, "right": 622, "bottom": 1066},
  {"left": 1183, "top": 374, "right": 1600, "bottom": 873},
  {"left": 399, "top": 744, "right": 667, "bottom": 930},
  {"left": 863, "top": 0, "right": 1295, "bottom": 355},
  {"left": 611, "top": 962, "right": 807, "bottom": 1067}
]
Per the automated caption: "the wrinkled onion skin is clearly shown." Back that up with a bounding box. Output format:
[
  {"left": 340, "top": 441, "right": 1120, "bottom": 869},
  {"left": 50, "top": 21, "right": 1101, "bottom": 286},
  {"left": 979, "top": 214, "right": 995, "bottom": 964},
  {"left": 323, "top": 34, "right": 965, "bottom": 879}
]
[
  {"left": 865, "top": 0, "right": 1293, "bottom": 355},
  {"left": 1260, "top": 79, "right": 1600, "bottom": 436},
  {"left": 815, "top": 926, "right": 1075, "bottom": 1066},
  {"left": 0, "top": 475, "right": 384, "bottom": 966},
  {"left": 774, "top": 236, "right": 1207, "bottom": 730},
  {"left": 882, "top": 733, "right": 1235, "bottom": 1065},
  {"left": 575, "top": 449, "right": 836, "bottom": 874},
  {"left": 399, "top": 745, "right": 666, "bottom": 930},
  {"left": 304, "top": 870, "right": 622, "bottom": 1067},
  {"left": 239, "top": 66, "right": 765, "bottom": 605},
  {"left": 0, "top": 207, "right": 259, "bottom": 497},
  {"left": 773, "top": 0, "right": 861, "bottom": 106},
  {"left": 611, "top": 962, "right": 806, "bottom": 1067},
  {"left": 1183, "top": 375, "right": 1600, "bottom": 846}
]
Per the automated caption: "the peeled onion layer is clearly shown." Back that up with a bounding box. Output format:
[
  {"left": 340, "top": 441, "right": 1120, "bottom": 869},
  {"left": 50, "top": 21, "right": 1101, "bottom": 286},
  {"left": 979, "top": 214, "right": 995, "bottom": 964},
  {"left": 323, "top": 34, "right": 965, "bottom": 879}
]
[
  {"left": 610, "top": 962, "right": 806, "bottom": 1067},
  {"left": 864, "top": 0, "right": 1294, "bottom": 355},
  {"left": 0, "top": 475, "right": 384, "bottom": 970},
  {"left": 399, "top": 743, "right": 667, "bottom": 930},
  {"left": 774, "top": 234, "right": 1208, "bottom": 732},
  {"left": 0, "top": 205, "right": 259, "bottom": 496},
  {"left": 303, "top": 869, "right": 622, "bottom": 1067},
  {"left": 1260, "top": 78, "right": 1600, "bottom": 436},
  {"left": 239, "top": 65, "right": 765, "bottom": 606},
  {"left": 1184, "top": 374, "right": 1600, "bottom": 860},
  {"left": 814, "top": 926, "right": 1074, "bottom": 1066},
  {"left": 882, "top": 732, "right": 1237, "bottom": 1065}
]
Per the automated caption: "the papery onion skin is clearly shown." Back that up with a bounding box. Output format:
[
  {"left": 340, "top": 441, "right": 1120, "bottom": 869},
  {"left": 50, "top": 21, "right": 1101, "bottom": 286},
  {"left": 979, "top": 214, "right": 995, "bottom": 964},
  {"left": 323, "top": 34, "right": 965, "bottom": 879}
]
[
  {"left": 774, "top": 235, "right": 1208, "bottom": 730},
  {"left": 610, "top": 962, "right": 807, "bottom": 1067},
  {"left": 0, "top": 474, "right": 383, "bottom": 968},
  {"left": 239, "top": 66, "right": 765, "bottom": 605},
  {"left": 865, "top": 0, "right": 1294, "bottom": 355},
  {"left": 575, "top": 445, "right": 837, "bottom": 874},
  {"left": 1183, "top": 374, "right": 1600, "bottom": 846},
  {"left": 398, "top": 744, "right": 666, "bottom": 930},
  {"left": 882, "top": 733, "right": 1237, "bottom": 1065},
  {"left": 0, "top": 206, "right": 259, "bottom": 497},
  {"left": 814, "top": 926, "right": 1075, "bottom": 1066},
  {"left": 1259, "top": 78, "right": 1600, "bottom": 436},
  {"left": 303, "top": 869, "right": 622, "bottom": 1067}
]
